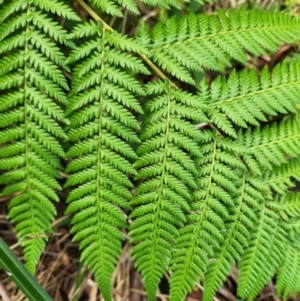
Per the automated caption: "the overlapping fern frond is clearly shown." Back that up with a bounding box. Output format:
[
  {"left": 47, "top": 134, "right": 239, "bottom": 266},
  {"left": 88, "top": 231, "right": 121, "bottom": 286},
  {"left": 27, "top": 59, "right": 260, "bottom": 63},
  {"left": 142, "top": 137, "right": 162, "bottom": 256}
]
[
  {"left": 237, "top": 201, "right": 287, "bottom": 300},
  {"left": 170, "top": 62, "right": 299, "bottom": 300},
  {"left": 138, "top": 9, "right": 300, "bottom": 85},
  {"left": 276, "top": 192, "right": 300, "bottom": 298},
  {"left": 238, "top": 191, "right": 300, "bottom": 300},
  {"left": 238, "top": 116, "right": 300, "bottom": 293},
  {"left": 278, "top": 192, "right": 300, "bottom": 224},
  {"left": 277, "top": 243, "right": 300, "bottom": 299},
  {"left": 1, "top": 1, "right": 300, "bottom": 300},
  {"left": 168, "top": 132, "right": 248, "bottom": 301},
  {"left": 0, "top": 0, "right": 78, "bottom": 273},
  {"left": 203, "top": 172, "right": 269, "bottom": 301},
  {"left": 129, "top": 82, "right": 208, "bottom": 301},
  {"left": 264, "top": 157, "right": 300, "bottom": 194},
  {"left": 201, "top": 111, "right": 300, "bottom": 301},
  {"left": 65, "top": 20, "right": 148, "bottom": 301},
  {"left": 235, "top": 114, "right": 300, "bottom": 173},
  {"left": 202, "top": 61, "right": 300, "bottom": 137}
]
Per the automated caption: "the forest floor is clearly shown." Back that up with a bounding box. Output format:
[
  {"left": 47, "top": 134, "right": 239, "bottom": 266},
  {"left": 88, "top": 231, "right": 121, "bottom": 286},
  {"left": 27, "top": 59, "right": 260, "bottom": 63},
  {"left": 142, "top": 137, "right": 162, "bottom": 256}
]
[{"left": 0, "top": 204, "right": 291, "bottom": 301}]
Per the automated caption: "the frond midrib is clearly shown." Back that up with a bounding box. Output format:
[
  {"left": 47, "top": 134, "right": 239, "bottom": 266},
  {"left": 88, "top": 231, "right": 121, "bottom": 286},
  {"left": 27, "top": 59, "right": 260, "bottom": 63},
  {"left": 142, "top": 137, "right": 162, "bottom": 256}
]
[{"left": 93, "top": 26, "right": 107, "bottom": 273}]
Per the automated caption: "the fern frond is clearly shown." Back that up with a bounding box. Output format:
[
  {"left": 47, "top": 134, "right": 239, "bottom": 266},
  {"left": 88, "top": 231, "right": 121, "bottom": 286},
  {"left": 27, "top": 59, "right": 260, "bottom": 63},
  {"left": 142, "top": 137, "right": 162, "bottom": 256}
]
[
  {"left": 0, "top": 0, "right": 73, "bottom": 273},
  {"left": 237, "top": 201, "right": 287, "bottom": 300},
  {"left": 277, "top": 243, "right": 300, "bottom": 299},
  {"left": 236, "top": 114, "right": 300, "bottom": 172},
  {"left": 141, "top": 9, "right": 300, "bottom": 84},
  {"left": 65, "top": 21, "right": 144, "bottom": 301},
  {"left": 278, "top": 192, "right": 300, "bottom": 221},
  {"left": 203, "top": 173, "right": 269, "bottom": 301},
  {"left": 31, "top": 0, "right": 80, "bottom": 20},
  {"left": 202, "top": 63, "right": 300, "bottom": 138},
  {"left": 129, "top": 81, "right": 207, "bottom": 301},
  {"left": 89, "top": 0, "right": 215, "bottom": 17},
  {"left": 169, "top": 132, "right": 247, "bottom": 301},
  {"left": 263, "top": 157, "right": 300, "bottom": 194}
]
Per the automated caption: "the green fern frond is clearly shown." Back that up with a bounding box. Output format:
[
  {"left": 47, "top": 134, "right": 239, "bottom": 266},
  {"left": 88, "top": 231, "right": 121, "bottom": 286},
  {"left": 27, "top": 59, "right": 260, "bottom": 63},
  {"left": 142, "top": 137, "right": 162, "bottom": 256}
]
[
  {"left": 0, "top": 0, "right": 73, "bottom": 273},
  {"left": 141, "top": 8, "right": 300, "bottom": 85},
  {"left": 169, "top": 132, "right": 247, "bottom": 301},
  {"left": 278, "top": 192, "right": 300, "bottom": 221},
  {"left": 31, "top": 0, "right": 80, "bottom": 20},
  {"left": 272, "top": 193, "right": 300, "bottom": 239},
  {"left": 65, "top": 21, "right": 144, "bottom": 301},
  {"left": 129, "top": 81, "right": 207, "bottom": 301},
  {"left": 277, "top": 243, "right": 300, "bottom": 299},
  {"left": 90, "top": 0, "right": 215, "bottom": 17},
  {"left": 89, "top": 0, "right": 132, "bottom": 17},
  {"left": 236, "top": 114, "right": 300, "bottom": 173},
  {"left": 203, "top": 173, "right": 269, "bottom": 301},
  {"left": 237, "top": 201, "right": 287, "bottom": 300},
  {"left": 140, "top": 9, "right": 300, "bottom": 84},
  {"left": 203, "top": 62, "right": 300, "bottom": 138},
  {"left": 263, "top": 157, "right": 300, "bottom": 194}
]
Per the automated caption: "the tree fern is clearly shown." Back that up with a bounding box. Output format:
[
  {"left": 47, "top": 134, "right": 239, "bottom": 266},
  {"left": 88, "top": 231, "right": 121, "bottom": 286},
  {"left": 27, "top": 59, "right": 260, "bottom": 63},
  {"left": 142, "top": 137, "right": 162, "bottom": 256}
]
[
  {"left": 2, "top": 1, "right": 300, "bottom": 301},
  {"left": 0, "top": 0, "right": 78, "bottom": 273},
  {"left": 65, "top": 20, "right": 147, "bottom": 301}
]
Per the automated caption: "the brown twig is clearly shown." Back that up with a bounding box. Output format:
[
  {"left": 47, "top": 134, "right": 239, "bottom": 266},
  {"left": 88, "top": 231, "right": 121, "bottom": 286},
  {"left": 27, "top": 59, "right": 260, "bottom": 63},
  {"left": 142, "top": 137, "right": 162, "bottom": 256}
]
[{"left": 0, "top": 281, "right": 12, "bottom": 301}]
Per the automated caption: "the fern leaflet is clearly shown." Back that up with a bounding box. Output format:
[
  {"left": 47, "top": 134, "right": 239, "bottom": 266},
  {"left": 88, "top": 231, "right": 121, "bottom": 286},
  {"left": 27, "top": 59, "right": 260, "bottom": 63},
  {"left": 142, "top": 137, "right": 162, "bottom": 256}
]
[
  {"left": 139, "top": 9, "right": 300, "bottom": 85},
  {"left": 0, "top": 0, "right": 77, "bottom": 272},
  {"left": 129, "top": 81, "right": 207, "bottom": 301},
  {"left": 169, "top": 131, "right": 247, "bottom": 301},
  {"left": 65, "top": 20, "right": 145, "bottom": 301}
]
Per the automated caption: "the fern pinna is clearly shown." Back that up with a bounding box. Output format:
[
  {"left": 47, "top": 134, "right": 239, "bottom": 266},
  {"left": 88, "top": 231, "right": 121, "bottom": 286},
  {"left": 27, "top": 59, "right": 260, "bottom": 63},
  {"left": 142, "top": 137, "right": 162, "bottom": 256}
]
[
  {"left": 129, "top": 82, "right": 207, "bottom": 300},
  {"left": 64, "top": 20, "right": 149, "bottom": 301},
  {"left": 0, "top": 0, "right": 78, "bottom": 272},
  {"left": 138, "top": 8, "right": 300, "bottom": 86}
]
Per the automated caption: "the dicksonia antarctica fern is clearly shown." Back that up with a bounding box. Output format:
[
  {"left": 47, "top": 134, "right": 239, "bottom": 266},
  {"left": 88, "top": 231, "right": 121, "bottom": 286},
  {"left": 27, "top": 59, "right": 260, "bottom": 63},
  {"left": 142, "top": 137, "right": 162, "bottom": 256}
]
[{"left": 1, "top": 1, "right": 300, "bottom": 301}]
